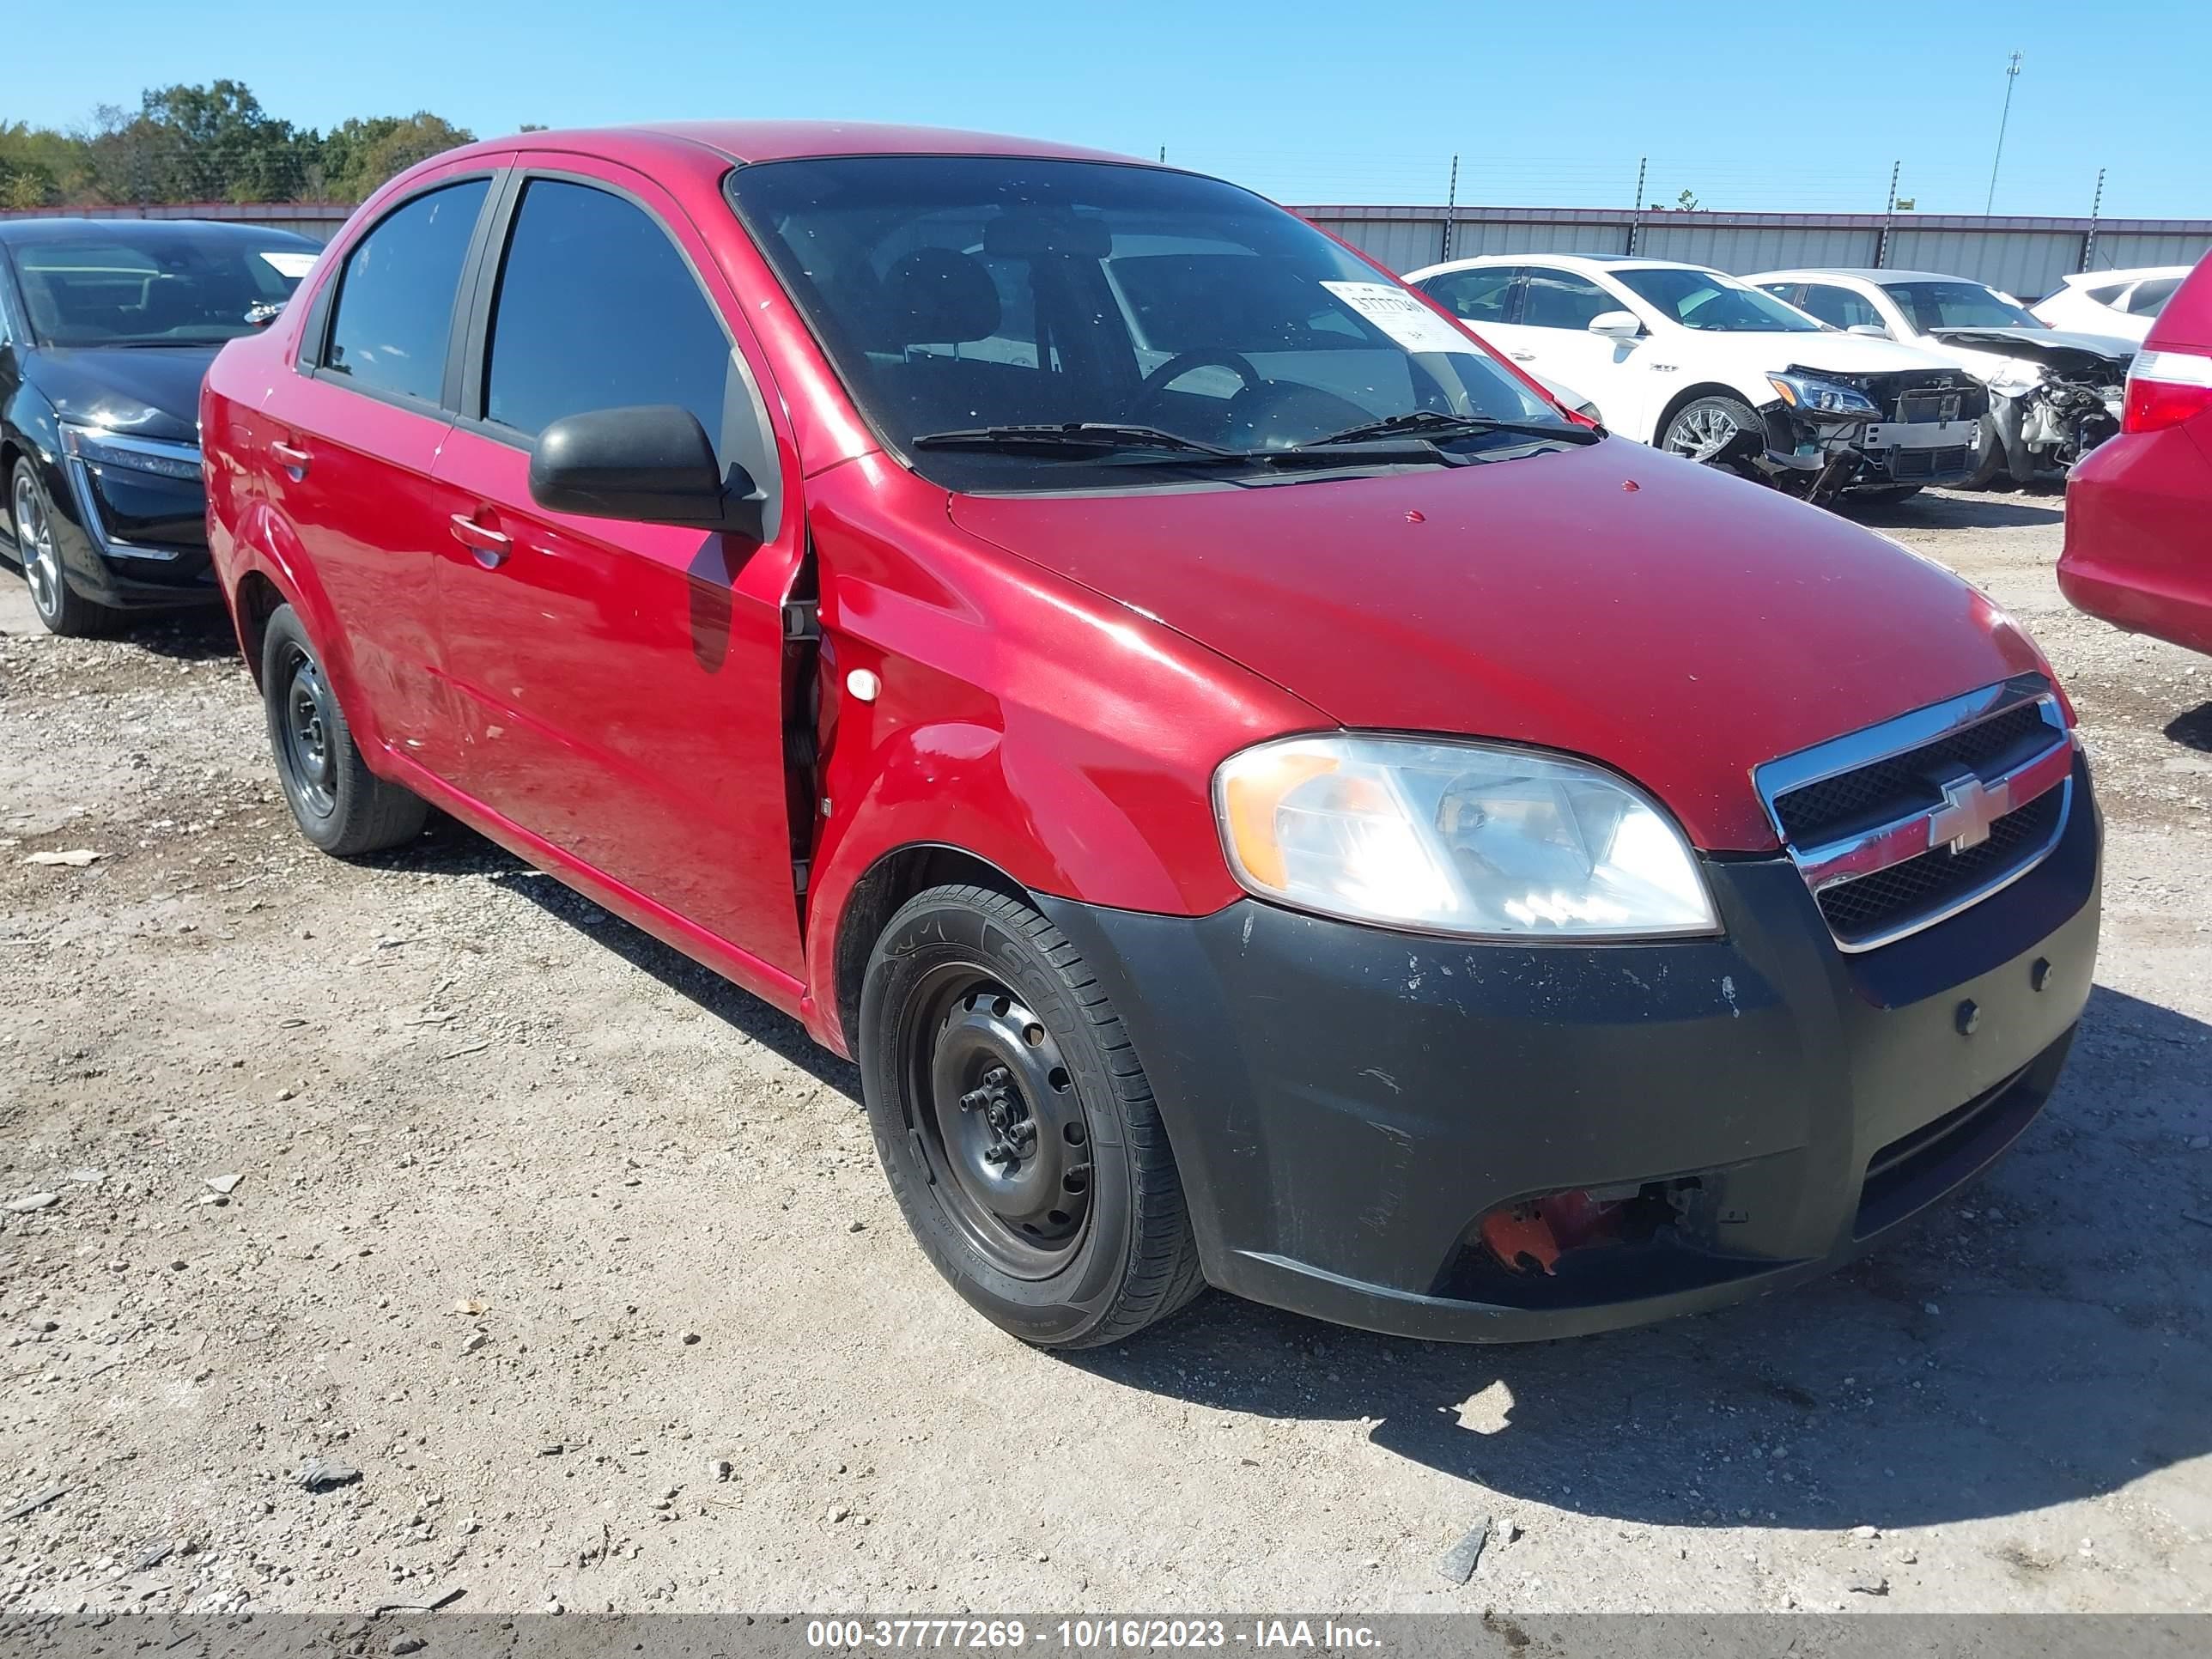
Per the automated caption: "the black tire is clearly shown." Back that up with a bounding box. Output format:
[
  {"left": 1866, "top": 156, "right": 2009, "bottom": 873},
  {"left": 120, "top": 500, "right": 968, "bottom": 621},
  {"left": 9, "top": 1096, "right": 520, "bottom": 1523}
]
[
  {"left": 858, "top": 883, "right": 1206, "bottom": 1349},
  {"left": 1659, "top": 394, "right": 1764, "bottom": 476},
  {"left": 260, "top": 604, "right": 427, "bottom": 856},
  {"left": 9, "top": 459, "right": 119, "bottom": 638},
  {"left": 1851, "top": 484, "right": 1923, "bottom": 503}
]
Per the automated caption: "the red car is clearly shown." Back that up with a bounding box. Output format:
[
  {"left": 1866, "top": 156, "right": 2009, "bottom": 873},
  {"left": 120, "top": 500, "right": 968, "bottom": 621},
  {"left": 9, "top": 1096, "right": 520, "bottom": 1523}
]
[
  {"left": 2060, "top": 252, "right": 2212, "bottom": 656},
  {"left": 203, "top": 125, "right": 2100, "bottom": 1349}
]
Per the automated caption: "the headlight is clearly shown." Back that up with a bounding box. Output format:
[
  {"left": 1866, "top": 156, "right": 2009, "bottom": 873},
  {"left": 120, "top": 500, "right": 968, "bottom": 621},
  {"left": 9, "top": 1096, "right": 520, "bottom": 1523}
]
[
  {"left": 1766, "top": 372, "right": 1881, "bottom": 418},
  {"left": 1212, "top": 735, "right": 1717, "bottom": 939},
  {"left": 60, "top": 424, "right": 204, "bottom": 483},
  {"left": 1985, "top": 360, "right": 2046, "bottom": 398}
]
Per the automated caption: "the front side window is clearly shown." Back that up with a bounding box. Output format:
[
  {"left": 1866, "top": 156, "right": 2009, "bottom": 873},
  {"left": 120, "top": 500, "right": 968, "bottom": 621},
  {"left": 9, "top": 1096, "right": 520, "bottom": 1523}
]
[
  {"left": 1881, "top": 281, "right": 2040, "bottom": 332},
  {"left": 323, "top": 179, "right": 489, "bottom": 404},
  {"left": 1519, "top": 269, "right": 1614, "bottom": 330},
  {"left": 2126, "top": 276, "right": 2182, "bottom": 317},
  {"left": 1792, "top": 283, "right": 1885, "bottom": 331},
  {"left": 10, "top": 230, "right": 313, "bottom": 348},
  {"left": 483, "top": 179, "right": 742, "bottom": 463},
  {"left": 1422, "top": 266, "right": 1517, "bottom": 323},
  {"left": 1611, "top": 266, "right": 1822, "bottom": 332},
  {"left": 726, "top": 156, "right": 1575, "bottom": 491}
]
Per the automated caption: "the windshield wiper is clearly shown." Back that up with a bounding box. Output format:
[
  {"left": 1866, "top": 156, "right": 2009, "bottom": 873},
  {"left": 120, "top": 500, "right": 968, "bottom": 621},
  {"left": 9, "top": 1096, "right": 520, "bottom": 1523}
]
[
  {"left": 909, "top": 421, "right": 1462, "bottom": 470},
  {"left": 1306, "top": 410, "right": 1601, "bottom": 447},
  {"left": 912, "top": 422, "right": 1245, "bottom": 458}
]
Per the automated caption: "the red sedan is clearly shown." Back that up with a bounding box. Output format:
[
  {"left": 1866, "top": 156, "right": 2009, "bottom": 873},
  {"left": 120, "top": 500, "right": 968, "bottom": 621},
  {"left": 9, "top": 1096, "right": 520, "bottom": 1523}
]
[
  {"left": 202, "top": 125, "right": 2099, "bottom": 1348},
  {"left": 2060, "top": 252, "right": 2212, "bottom": 655}
]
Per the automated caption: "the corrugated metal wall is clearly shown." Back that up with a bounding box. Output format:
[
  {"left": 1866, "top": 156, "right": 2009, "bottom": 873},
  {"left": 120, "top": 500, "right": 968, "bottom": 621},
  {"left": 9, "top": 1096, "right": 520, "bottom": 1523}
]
[
  {"left": 2093, "top": 231, "right": 2212, "bottom": 270},
  {"left": 0, "top": 202, "right": 350, "bottom": 242},
  {"left": 1303, "top": 206, "right": 2212, "bottom": 295}
]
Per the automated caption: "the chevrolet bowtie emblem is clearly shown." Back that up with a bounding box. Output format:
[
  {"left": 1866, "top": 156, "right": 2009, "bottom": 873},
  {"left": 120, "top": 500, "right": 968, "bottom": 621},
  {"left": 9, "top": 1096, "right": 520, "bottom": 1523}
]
[{"left": 1928, "top": 772, "right": 2001, "bottom": 854}]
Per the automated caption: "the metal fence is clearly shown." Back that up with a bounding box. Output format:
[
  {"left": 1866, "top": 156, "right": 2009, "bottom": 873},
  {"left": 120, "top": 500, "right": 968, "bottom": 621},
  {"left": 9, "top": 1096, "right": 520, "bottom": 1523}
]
[
  {"left": 5, "top": 198, "right": 2207, "bottom": 301},
  {"left": 1293, "top": 205, "right": 2212, "bottom": 299},
  {"left": 0, "top": 201, "right": 355, "bottom": 242}
]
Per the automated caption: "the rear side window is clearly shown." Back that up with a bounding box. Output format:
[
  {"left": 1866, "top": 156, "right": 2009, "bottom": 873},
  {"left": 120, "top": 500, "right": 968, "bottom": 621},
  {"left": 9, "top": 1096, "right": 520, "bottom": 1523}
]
[
  {"left": 323, "top": 179, "right": 489, "bottom": 404},
  {"left": 1422, "top": 266, "right": 1518, "bottom": 324},
  {"left": 2126, "top": 276, "right": 2181, "bottom": 317},
  {"left": 483, "top": 179, "right": 738, "bottom": 462}
]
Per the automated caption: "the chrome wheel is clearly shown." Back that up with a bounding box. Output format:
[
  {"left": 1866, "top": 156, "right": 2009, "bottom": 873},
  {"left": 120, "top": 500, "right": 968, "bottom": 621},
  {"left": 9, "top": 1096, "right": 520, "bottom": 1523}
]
[
  {"left": 1665, "top": 403, "right": 1741, "bottom": 464},
  {"left": 10, "top": 468, "right": 64, "bottom": 620}
]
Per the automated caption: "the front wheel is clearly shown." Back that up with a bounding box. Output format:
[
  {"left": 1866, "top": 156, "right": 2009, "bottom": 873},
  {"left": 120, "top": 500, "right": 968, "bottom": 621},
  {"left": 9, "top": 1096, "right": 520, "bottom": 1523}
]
[
  {"left": 858, "top": 884, "right": 1206, "bottom": 1348},
  {"left": 1661, "top": 394, "right": 1763, "bottom": 475},
  {"left": 9, "top": 459, "right": 118, "bottom": 637},
  {"left": 260, "top": 604, "right": 427, "bottom": 856}
]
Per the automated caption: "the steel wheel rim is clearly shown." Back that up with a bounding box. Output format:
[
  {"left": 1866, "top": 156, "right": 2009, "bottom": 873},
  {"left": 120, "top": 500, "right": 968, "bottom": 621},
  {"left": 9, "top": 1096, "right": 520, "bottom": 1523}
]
[
  {"left": 1668, "top": 404, "right": 1738, "bottom": 463},
  {"left": 277, "top": 646, "right": 338, "bottom": 818},
  {"left": 11, "top": 471, "right": 61, "bottom": 618},
  {"left": 903, "top": 965, "right": 1094, "bottom": 1279}
]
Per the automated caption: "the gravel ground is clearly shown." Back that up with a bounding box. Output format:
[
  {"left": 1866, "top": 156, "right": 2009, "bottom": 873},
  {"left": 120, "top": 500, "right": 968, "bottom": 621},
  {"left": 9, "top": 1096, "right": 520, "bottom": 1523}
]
[{"left": 1, "top": 487, "right": 2207, "bottom": 1618}]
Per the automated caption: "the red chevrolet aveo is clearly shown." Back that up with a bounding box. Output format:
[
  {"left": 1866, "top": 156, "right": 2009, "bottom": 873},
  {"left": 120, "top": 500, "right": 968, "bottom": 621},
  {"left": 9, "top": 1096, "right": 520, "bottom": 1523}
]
[{"left": 204, "top": 125, "right": 2101, "bottom": 1348}]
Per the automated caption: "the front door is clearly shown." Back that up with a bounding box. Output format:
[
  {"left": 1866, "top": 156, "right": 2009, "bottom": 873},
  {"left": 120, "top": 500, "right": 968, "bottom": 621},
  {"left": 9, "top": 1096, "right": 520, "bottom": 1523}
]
[{"left": 429, "top": 160, "right": 807, "bottom": 981}]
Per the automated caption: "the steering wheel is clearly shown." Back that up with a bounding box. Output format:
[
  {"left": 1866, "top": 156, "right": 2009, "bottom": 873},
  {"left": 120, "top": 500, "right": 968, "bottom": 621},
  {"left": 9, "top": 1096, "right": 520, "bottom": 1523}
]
[{"left": 1133, "top": 349, "right": 1262, "bottom": 412}]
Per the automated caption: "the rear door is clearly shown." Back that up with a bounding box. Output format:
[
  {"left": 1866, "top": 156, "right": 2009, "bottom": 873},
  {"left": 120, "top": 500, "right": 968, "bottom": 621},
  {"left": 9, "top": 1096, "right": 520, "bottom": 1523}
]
[
  {"left": 429, "top": 156, "right": 806, "bottom": 979},
  {"left": 258, "top": 162, "right": 506, "bottom": 767}
]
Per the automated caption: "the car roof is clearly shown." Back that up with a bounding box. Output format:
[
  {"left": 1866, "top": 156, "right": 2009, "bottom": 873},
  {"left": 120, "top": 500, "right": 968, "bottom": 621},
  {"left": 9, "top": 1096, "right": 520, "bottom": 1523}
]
[
  {"left": 2058, "top": 265, "right": 2193, "bottom": 289},
  {"left": 441, "top": 120, "right": 1140, "bottom": 171},
  {"left": 1749, "top": 268, "right": 1981, "bottom": 286},
  {"left": 1409, "top": 252, "right": 1719, "bottom": 278},
  {"left": 0, "top": 216, "right": 320, "bottom": 247}
]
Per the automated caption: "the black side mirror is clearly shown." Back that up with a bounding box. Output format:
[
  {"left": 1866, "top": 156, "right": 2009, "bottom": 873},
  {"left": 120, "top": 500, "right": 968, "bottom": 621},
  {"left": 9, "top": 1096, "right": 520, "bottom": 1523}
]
[{"left": 528, "top": 404, "right": 767, "bottom": 542}]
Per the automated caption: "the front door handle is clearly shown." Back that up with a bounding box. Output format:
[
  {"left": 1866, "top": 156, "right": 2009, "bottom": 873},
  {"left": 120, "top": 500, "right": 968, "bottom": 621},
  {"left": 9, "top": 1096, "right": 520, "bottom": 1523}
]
[
  {"left": 448, "top": 513, "right": 512, "bottom": 568},
  {"left": 270, "top": 440, "right": 311, "bottom": 477},
  {"left": 1509, "top": 351, "right": 1537, "bottom": 362}
]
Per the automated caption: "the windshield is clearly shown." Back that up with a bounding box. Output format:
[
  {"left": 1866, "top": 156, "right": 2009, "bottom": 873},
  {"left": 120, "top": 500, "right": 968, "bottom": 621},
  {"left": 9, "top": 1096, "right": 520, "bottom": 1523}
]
[
  {"left": 9, "top": 231, "right": 316, "bottom": 348},
  {"left": 726, "top": 156, "right": 1576, "bottom": 490},
  {"left": 1612, "top": 267, "right": 1822, "bottom": 333},
  {"left": 1883, "top": 280, "right": 2041, "bottom": 332}
]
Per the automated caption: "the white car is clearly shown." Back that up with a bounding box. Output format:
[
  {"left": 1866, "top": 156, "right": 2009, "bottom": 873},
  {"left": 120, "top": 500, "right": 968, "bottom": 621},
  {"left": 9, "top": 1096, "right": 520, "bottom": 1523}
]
[
  {"left": 1404, "top": 254, "right": 1986, "bottom": 500},
  {"left": 1749, "top": 267, "right": 2130, "bottom": 487},
  {"left": 2030, "top": 266, "right": 2193, "bottom": 342}
]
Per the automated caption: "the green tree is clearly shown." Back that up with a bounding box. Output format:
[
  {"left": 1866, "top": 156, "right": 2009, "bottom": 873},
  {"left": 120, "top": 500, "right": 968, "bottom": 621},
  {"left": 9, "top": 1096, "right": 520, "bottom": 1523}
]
[{"left": 319, "top": 112, "right": 475, "bottom": 201}]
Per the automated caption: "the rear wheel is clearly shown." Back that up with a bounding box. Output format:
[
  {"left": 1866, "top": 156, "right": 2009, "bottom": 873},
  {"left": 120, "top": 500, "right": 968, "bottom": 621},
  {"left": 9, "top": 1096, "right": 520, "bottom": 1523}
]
[
  {"left": 9, "top": 459, "right": 118, "bottom": 638},
  {"left": 260, "top": 604, "right": 427, "bottom": 856},
  {"left": 858, "top": 883, "right": 1205, "bottom": 1348},
  {"left": 1660, "top": 394, "right": 1763, "bottom": 475}
]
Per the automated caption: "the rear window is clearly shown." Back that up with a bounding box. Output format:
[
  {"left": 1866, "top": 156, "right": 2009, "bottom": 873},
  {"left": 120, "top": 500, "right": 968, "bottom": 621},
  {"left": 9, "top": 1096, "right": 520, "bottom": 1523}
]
[{"left": 2126, "top": 276, "right": 2182, "bottom": 317}]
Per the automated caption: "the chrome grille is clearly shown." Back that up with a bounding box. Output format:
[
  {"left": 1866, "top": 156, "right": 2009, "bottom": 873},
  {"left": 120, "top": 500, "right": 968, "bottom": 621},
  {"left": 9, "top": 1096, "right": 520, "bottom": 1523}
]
[{"left": 1754, "top": 678, "right": 2074, "bottom": 952}]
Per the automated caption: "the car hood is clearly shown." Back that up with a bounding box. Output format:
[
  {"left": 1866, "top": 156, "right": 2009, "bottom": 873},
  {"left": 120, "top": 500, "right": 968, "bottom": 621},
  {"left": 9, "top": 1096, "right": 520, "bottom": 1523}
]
[
  {"left": 947, "top": 441, "right": 2051, "bottom": 853},
  {"left": 1923, "top": 327, "right": 2134, "bottom": 375},
  {"left": 21, "top": 346, "right": 217, "bottom": 445}
]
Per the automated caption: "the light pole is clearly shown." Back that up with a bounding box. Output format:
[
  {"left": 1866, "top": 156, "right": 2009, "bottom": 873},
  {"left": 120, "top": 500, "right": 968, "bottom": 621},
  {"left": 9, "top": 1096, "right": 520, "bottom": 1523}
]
[{"left": 1985, "top": 51, "right": 2023, "bottom": 215}]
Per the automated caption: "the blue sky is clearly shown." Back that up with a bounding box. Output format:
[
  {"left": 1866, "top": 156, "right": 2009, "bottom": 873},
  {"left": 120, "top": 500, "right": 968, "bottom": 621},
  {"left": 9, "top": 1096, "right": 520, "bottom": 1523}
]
[{"left": 15, "top": 0, "right": 2209, "bottom": 218}]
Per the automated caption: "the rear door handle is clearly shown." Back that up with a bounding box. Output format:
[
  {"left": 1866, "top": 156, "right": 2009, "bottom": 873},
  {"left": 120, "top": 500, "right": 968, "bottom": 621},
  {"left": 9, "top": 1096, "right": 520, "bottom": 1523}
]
[
  {"left": 448, "top": 513, "right": 512, "bottom": 568},
  {"left": 270, "top": 440, "right": 311, "bottom": 476}
]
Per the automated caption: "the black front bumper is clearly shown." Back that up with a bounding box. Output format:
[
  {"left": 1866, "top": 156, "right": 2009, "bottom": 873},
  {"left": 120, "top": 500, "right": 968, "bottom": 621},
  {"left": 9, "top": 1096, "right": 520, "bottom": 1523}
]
[
  {"left": 1040, "top": 757, "right": 2100, "bottom": 1343},
  {"left": 46, "top": 453, "right": 218, "bottom": 612}
]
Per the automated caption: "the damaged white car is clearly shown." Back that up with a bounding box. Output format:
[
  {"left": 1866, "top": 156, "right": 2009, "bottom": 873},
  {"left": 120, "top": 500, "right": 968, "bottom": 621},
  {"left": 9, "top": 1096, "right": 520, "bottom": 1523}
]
[
  {"left": 1406, "top": 255, "right": 1988, "bottom": 503},
  {"left": 1751, "top": 268, "right": 2130, "bottom": 488}
]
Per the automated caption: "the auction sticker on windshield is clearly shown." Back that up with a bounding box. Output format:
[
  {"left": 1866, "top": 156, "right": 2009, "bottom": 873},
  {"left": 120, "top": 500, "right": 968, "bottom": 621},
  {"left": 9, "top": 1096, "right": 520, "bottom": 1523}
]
[
  {"left": 1321, "top": 281, "right": 1482, "bottom": 355},
  {"left": 258, "top": 251, "right": 319, "bottom": 278}
]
